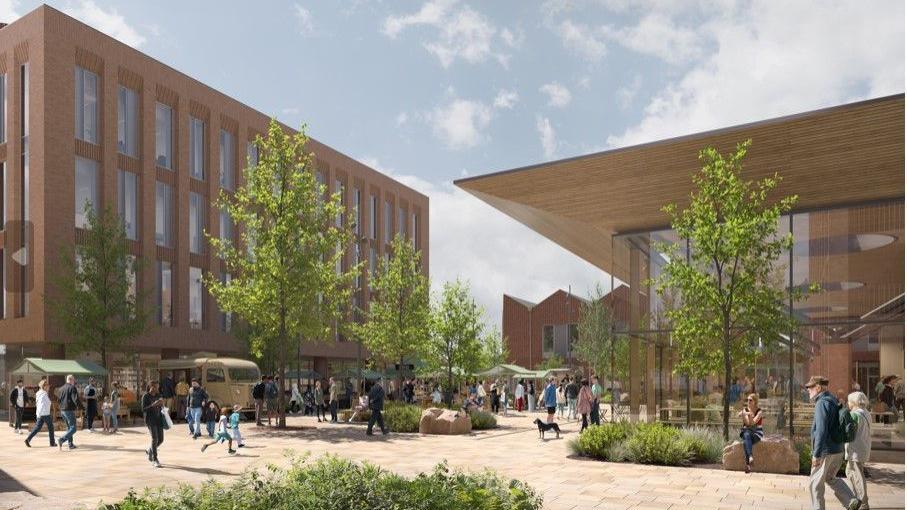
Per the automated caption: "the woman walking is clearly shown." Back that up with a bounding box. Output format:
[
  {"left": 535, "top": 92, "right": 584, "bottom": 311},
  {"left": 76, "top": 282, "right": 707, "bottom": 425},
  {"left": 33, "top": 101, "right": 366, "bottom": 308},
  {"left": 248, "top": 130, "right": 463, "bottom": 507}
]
[
  {"left": 737, "top": 393, "right": 763, "bottom": 473},
  {"left": 24, "top": 379, "right": 55, "bottom": 448},
  {"left": 314, "top": 380, "right": 326, "bottom": 423},
  {"left": 845, "top": 392, "right": 872, "bottom": 510},
  {"left": 490, "top": 380, "right": 499, "bottom": 414},
  {"left": 142, "top": 381, "right": 166, "bottom": 468},
  {"left": 556, "top": 382, "right": 566, "bottom": 419},
  {"left": 577, "top": 379, "right": 593, "bottom": 431}
]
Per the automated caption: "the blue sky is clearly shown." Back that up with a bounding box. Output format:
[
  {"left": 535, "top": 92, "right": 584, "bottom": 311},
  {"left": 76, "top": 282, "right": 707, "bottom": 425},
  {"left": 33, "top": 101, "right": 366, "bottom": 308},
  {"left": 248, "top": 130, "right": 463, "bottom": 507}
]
[{"left": 3, "top": 0, "right": 904, "bottom": 328}]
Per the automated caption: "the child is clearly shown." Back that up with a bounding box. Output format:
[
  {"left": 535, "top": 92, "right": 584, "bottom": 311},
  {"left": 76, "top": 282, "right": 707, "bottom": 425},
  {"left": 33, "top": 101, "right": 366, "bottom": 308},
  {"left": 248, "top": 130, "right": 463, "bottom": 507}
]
[
  {"left": 101, "top": 396, "right": 113, "bottom": 433},
  {"left": 205, "top": 401, "right": 218, "bottom": 438},
  {"left": 201, "top": 407, "right": 235, "bottom": 454},
  {"left": 229, "top": 404, "right": 245, "bottom": 448}
]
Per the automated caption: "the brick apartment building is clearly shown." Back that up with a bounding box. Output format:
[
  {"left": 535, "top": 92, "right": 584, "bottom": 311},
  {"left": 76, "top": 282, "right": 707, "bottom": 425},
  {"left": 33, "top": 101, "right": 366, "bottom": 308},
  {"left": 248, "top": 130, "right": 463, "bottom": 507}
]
[
  {"left": 0, "top": 6, "right": 429, "bottom": 387},
  {"left": 503, "top": 286, "right": 630, "bottom": 369}
]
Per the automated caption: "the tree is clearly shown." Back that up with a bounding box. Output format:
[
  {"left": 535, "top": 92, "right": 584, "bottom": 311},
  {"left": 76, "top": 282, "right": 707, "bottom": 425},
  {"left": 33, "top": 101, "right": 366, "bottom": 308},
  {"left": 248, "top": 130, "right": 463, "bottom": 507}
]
[
  {"left": 430, "top": 279, "right": 485, "bottom": 406},
  {"left": 354, "top": 234, "right": 431, "bottom": 399},
  {"left": 533, "top": 354, "right": 566, "bottom": 371},
  {"left": 49, "top": 205, "right": 149, "bottom": 389},
  {"left": 480, "top": 325, "right": 509, "bottom": 370},
  {"left": 206, "top": 119, "right": 358, "bottom": 428},
  {"left": 653, "top": 140, "right": 802, "bottom": 440},
  {"left": 574, "top": 284, "right": 622, "bottom": 378}
]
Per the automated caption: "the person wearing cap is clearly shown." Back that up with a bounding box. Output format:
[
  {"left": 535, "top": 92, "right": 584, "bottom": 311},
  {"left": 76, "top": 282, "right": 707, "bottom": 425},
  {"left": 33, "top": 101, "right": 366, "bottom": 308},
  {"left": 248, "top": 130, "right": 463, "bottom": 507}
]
[{"left": 806, "top": 376, "right": 858, "bottom": 510}]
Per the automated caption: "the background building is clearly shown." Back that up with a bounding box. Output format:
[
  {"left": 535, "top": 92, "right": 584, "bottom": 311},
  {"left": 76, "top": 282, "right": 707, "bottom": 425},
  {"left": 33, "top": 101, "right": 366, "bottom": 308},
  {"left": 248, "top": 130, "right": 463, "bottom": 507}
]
[
  {"left": 460, "top": 95, "right": 903, "bottom": 444},
  {"left": 0, "top": 6, "right": 429, "bottom": 391}
]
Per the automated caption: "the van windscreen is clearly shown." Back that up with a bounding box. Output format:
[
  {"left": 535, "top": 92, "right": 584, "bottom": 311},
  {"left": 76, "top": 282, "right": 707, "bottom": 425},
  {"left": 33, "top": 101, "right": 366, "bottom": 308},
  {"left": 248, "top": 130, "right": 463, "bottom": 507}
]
[{"left": 228, "top": 368, "right": 260, "bottom": 382}]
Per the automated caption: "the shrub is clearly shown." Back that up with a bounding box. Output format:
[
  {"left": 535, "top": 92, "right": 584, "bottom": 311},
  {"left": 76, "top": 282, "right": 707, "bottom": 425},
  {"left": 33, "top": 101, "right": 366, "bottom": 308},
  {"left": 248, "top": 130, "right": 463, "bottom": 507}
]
[
  {"left": 470, "top": 411, "right": 497, "bottom": 430},
  {"left": 384, "top": 403, "right": 423, "bottom": 433},
  {"left": 100, "top": 455, "right": 543, "bottom": 510},
  {"left": 796, "top": 441, "right": 812, "bottom": 475},
  {"left": 573, "top": 423, "right": 635, "bottom": 460},
  {"left": 625, "top": 423, "right": 693, "bottom": 466},
  {"left": 678, "top": 426, "right": 726, "bottom": 463}
]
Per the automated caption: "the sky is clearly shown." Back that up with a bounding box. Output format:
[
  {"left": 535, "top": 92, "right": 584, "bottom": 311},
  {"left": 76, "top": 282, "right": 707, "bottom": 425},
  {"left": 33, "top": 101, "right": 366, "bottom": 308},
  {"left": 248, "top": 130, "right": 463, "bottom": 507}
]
[{"left": 1, "top": 0, "right": 904, "bottom": 329}]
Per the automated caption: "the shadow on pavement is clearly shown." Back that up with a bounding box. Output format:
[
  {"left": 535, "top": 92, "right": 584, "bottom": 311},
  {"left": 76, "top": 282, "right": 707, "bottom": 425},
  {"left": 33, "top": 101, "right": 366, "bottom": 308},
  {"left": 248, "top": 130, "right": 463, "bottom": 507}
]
[
  {"left": 159, "top": 464, "right": 236, "bottom": 476},
  {"left": 251, "top": 424, "right": 423, "bottom": 444},
  {"left": 865, "top": 465, "right": 906, "bottom": 487},
  {"left": 0, "top": 467, "right": 33, "bottom": 494}
]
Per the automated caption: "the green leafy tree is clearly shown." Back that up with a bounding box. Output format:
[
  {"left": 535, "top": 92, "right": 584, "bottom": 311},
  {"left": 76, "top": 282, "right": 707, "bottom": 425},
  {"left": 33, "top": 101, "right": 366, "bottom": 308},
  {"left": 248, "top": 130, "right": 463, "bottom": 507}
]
[
  {"left": 574, "top": 284, "right": 631, "bottom": 383},
  {"left": 430, "top": 279, "right": 485, "bottom": 406},
  {"left": 653, "top": 140, "right": 803, "bottom": 440},
  {"left": 480, "top": 325, "right": 509, "bottom": 370},
  {"left": 354, "top": 234, "right": 431, "bottom": 399},
  {"left": 49, "top": 205, "right": 149, "bottom": 388},
  {"left": 206, "top": 120, "right": 359, "bottom": 428},
  {"left": 533, "top": 354, "right": 566, "bottom": 371}
]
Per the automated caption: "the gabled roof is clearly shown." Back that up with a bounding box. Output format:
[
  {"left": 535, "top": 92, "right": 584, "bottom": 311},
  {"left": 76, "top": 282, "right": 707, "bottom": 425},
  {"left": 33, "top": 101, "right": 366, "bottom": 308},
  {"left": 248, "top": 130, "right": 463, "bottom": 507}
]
[
  {"left": 505, "top": 294, "right": 537, "bottom": 309},
  {"left": 11, "top": 358, "right": 108, "bottom": 376}
]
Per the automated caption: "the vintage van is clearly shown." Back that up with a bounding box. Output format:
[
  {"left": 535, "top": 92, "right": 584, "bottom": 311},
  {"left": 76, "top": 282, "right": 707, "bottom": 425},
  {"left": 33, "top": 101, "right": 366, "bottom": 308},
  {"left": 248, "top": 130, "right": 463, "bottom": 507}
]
[{"left": 157, "top": 357, "right": 260, "bottom": 417}]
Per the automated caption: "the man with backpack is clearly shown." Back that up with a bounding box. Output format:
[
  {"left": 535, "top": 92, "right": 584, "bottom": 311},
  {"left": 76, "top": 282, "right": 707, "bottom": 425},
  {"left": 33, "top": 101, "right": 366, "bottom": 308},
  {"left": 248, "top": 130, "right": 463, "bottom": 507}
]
[{"left": 806, "top": 376, "right": 859, "bottom": 510}]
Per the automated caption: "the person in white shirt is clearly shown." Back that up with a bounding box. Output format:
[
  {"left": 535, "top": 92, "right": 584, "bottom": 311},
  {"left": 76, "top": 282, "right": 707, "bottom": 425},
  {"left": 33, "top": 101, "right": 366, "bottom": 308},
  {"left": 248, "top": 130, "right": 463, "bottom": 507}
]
[
  {"left": 476, "top": 380, "right": 487, "bottom": 409},
  {"left": 24, "top": 379, "right": 55, "bottom": 447},
  {"left": 845, "top": 392, "right": 872, "bottom": 510},
  {"left": 515, "top": 380, "right": 526, "bottom": 412}
]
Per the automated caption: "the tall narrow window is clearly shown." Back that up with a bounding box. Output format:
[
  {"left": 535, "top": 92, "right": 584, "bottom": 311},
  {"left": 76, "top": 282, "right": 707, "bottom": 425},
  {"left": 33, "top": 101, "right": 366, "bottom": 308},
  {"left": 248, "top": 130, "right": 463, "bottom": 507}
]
[
  {"left": 246, "top": 140, "right": 259, "bottom": 167},
  {"left": 352, "top": 187, "right": 361, "bottom": 236},
  {"left": 335, "top": 179, "right": 344, "bottom": 227},
  {"left": 189, "top": 116, "right": 205, "bottom": 180},
  {"left": 0, "top": 163, "right": 5, "bottom": 228},
  {"left": 75, "top": 157, "right": 98, "bottom": 229},
  {"left": 189, "top": 266, "right": 203, "bottom": 329},
  {"left": 543, "top": 325, "right": 555, "bottom": 355},
  {"left": 157, "top": 261, "right": 172, "bottom": 326},
  {"left": 0, "top": 248, "right": 4, "bottom": 319},
  {"left": 155, "top": 103, "right": 172, "bottom": 169},
  {"left": 412, "top": 213, "right": 418, "bottom": 248},
  {"left": 155, "top": 182, "right": 173, "bottom": 247},
  {"left": 220, "top": 272, "right": 232, "bottom": 332},
  {"left": 117, "top": 170, "right": 138, "bottom": 240},
  {"left": 384, "top": 200, "right": 392, "bottom": 243},
  {"left": 189, "top": 192, "right": 205, "bottom": 254},
  {"left": 398, "top": 206, "right": 406, "bottom": 238},
  {"left": 0, "top": 74, "right": 6, "bottom": 143},
  {"left": 117, "top": 86, "right": 138, "bottom": 157},
  {"left": 219, "top": 208, "right": 233, "bottom": 246},
  {"left": 219, "top": 129, "right": 234, "bottom": 190},
  {"left": 74, "top": 67, "right": 98, "bottom": 143},
  {"left": 369, "top": 194, "right": 377, "bottom": 239}
]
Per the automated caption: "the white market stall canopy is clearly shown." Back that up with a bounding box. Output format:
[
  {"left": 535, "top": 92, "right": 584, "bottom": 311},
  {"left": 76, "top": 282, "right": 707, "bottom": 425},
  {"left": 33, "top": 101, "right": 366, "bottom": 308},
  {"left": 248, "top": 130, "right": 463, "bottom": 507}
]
[{"left": 11, "top": 358, "right": 108, "bottom": 377}]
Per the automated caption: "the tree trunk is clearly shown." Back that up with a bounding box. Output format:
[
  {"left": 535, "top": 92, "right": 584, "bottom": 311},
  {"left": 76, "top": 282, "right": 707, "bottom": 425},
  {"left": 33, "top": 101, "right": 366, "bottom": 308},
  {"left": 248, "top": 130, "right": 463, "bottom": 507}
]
[
  {"left": 101, "top": 344, "right": 109, "bottom": 395},
  {"left": 722, "top": 322, "right": 732, "bottom": 441},
  {"left": 398, "top": 356, "right": 405, "bottom": 402},
  {"left": 447, "top": 365, "right": 453, "bottom": 409},
  {"left": 278, "top": 309, "right": 288, "bottom": 429}
]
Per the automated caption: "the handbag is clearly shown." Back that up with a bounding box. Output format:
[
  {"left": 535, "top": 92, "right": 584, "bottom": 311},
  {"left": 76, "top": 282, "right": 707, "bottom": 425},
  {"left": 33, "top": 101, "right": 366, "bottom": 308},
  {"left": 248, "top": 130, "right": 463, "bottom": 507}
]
[{"left": 161, "top": 406, "right": 173, "bottom": 430}]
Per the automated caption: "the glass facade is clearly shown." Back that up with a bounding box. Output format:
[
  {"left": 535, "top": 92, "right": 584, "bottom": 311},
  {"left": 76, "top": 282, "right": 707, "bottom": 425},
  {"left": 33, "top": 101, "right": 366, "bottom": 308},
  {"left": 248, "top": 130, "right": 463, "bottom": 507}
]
[
  {"left": 74, "top": 67, "right": 98, "bottom": 144},
  {"left": 117, "top": 86, "right": 138, "bottom": 157},
  {"left": 117, "top": 170, "right": 138, "bottom": 240},
  {"left": 155, "top": 182, "right": 173, "bottom": 247},
  {"left": 74, "top": 156, "right": 98, "bottom": 228},
  {"left": 189, "top": 192, "right": 205, "bottom": 254},
  {"left": 155, "top": 103, "right": 172, "bottom": 169},
  {"left": 606, "top": 200, "right": 904, "bottom": 447},
  {"left": 220, "top": 129, "right": 234, "bottom": 190},
  {"left": 189, "top": 117, "right": 205, "bottom": 180},
  {"left": 189, "top": 266, "right": 203, "bottom": 329}
]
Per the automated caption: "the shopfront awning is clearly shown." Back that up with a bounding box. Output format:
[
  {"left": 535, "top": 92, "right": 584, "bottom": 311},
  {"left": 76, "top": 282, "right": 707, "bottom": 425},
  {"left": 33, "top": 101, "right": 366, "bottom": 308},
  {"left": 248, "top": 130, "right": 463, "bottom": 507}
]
[{"left": 11, "top": 358, "right": 108, "bottom": 377}]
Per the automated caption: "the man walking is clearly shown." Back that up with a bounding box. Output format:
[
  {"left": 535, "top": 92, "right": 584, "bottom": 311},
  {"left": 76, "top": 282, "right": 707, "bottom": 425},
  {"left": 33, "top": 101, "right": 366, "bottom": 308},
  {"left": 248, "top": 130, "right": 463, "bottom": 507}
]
[
  {"left": 24, "top": 379, "right": 55, "bottom": 447},
  {"left": 806, "top": 376, "right": 858, "bottom": 510},
  {"left": 83, "top": 377, "right": 99, "bottom": 432},
  {"left": 252, "top": 375, "right": 266, "bottom": 426},
  {"left": 9, "top": 379, "right": 28, "bottom": 434},
  {"left": 160, "top": 373, "right": 175, "bottom": 413},
  {"left": 366, "top": 378, "right": 388, "bottom": 436},
  {"left": 566, "top": 377, "right": 579, "bottom": 420},
  {"left": 328, "top": 377, "right": 340, "bottom": 423},
  {"left": 187, "top": 378, "right": 208, "bottom": 439},
  {"left": 266, "top": 376, "right": 279, "bottom": 427},
  {"left": 543, "top": 376, "right": 558, "bottom": 424},
  {"left": 58, "top": 374, "right": 82, "bottom": 450},
  {"left": 590, "top": 376, "right": 602, "bottom": 425}
]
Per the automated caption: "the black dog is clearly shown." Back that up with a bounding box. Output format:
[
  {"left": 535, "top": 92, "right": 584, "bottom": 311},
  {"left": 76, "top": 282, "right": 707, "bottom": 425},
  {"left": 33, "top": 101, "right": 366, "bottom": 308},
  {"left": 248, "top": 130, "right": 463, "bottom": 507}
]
[{"left": 533, "top": 418, "right": 561, "bottom": 439}]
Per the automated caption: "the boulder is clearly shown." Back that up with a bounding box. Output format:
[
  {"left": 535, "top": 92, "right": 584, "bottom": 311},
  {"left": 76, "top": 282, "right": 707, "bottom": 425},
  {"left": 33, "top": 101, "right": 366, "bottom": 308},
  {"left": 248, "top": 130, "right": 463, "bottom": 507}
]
[
  {"left": 722, "top": 436, "right": 799, "bottom": 474},
  {"left": 419, "top": 408, "right": 472, "bottom": 435}
]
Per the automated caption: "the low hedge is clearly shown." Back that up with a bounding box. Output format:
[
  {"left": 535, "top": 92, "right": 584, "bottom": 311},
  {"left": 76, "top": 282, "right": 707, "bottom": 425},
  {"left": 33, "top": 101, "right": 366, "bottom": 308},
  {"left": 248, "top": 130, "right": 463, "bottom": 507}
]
[
  {"left": 470, "top": 411, "right": 498, "bottom": 430},
  {"left": 384, "top": 403, "right": 423, "bottom": 433},
  {"left": 99, "top": 455, "right": 543, "bottom": 510},
  {"left": 569, "top": 422, "right": 726, "bottom": 466}
]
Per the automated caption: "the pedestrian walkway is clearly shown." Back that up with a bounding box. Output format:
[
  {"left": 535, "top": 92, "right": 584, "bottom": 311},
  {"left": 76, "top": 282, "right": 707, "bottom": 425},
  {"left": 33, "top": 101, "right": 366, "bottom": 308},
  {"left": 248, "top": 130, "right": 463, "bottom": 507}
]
[{"left": 0, "top": 414, "right": 903, "bottom": 510}]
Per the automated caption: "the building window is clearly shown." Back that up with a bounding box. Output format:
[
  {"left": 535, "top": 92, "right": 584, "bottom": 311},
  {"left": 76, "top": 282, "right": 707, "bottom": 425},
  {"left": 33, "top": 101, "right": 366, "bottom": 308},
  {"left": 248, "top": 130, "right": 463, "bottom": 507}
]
[
  {"left": 117, "top": 86, "right": 138, "bottom": 157},
  {"left": 352, "top": 187, "right": 361, "bottom": 236},
  {"left": 412, "top": 213, "right": 418, "bottom": 248},
  {"left": 74, "top": 66, "right": 98, "bottom": 144},
  {"left": 384, "top": 199, "right": 392, "bottom": 243},
  {"left": 1, "top": 163, "right": 5, "bottom": 228},
  {"left": 398, "top": 206, "right": 406, "bottom": 238},
  {"left": 189, "top": 192, "right": 205, "bottom": 254},
  {"left": 353, "top": 243, "right": 361, "bottom": 290},
  {"left": 246, "top": 140, "right": 259, "bottom": 167},
  {"left": 189, "top": 266, "right": 203, "bottom": 329},
  {"left": 221, "top": 272, "right": 232, "bottom": 332},
  {"left": 568, "top": 323, "right": 579, "bottom": 356},
  {"left": 0, "top": 74, "right": 6, "bottom": 143},
  {"left": 369, "top": 246, "right": 377, "bottom": 279},
  {"left": 155, "top": 182, "right": 173, "bottom": 247},
  {"left": 157, "top": 261, "right": 172, "bottom": 326},
  {"left": 75, "top": 157, "right": 98, "bottom": 229},
  {"left": 155, "top": 103, "right": 172, "bottom": 169},
  {"left": 0, "top": 248, "right": 5, "bottom": 319},
  {"left": 543, "top": 325, "right": 555, "bottom": 355},
  {"left": 189, "top": 116, "right": 205, "bottom": 180},
  {"left": 126, "top": 255, "right": 137, "bottom": 312},
  {"left": 369, "top": 194, "right": 378, "bottom": 239},
  {"left": 219, "top": 208, "right": 233, "bottom": 245},
  {"left": 117, "top": 170, "right": 138, "bottom": 240},
  {"left": 219, "top": 129, "right": 234, "bottom": 190}
]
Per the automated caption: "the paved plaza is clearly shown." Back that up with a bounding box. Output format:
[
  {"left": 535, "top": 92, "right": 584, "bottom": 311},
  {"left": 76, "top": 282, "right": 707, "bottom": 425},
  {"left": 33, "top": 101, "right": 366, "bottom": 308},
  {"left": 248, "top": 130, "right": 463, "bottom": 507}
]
[{"left": 1, "top": 413, "right": 903, "bottom": 510}]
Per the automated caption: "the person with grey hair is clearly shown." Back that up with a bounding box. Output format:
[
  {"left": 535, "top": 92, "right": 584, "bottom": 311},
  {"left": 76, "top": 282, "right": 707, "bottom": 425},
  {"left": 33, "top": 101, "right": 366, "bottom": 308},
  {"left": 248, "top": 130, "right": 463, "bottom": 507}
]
[
  {"left": 845, "top": 391, "right": 871, "bottom": 510},
  {"left": 806, "top": 376, "right": 858, "bottom": 510},
  {"left": 57, "top": 374, "right": 82, "bottom": 450}
]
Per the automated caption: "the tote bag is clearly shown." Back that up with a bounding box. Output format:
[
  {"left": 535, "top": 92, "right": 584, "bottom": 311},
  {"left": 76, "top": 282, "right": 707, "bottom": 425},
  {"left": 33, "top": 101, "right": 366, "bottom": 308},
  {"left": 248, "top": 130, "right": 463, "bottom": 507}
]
[{"left": 161, "top": 407, "right": 173, "bottom": 430}]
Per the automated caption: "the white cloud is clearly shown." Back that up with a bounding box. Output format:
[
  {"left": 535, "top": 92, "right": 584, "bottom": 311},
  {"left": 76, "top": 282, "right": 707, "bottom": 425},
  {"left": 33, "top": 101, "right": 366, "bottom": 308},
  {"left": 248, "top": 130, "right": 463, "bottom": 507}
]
[
  {"left": 500, "top": 27, "right": 524, "bottom": 48},
  {"left": 554, "top": 19, "right": 607, "bottom": 62},
  {"left": 606, "top": 0, "right": 905, "bottom": 149},
  {"left": 425, "top": 98, "right": 492, "bottom": 149},
  {"left": 616, "top": 74, "right": 642, "bottom": 109},
  {"left": 382, "top": 0, "right": 511, "bottom": 68},
  {"left": 360, "top": 158, "right": 607, "bottom": 330},
  {"left": 539, "top": 82, "right": 572, "bottom": 108},
  {"left": 294, "top": 4, "right": 315, "bottom": 36},
  {"left": 577, "top": 76, "right": 592, "bottom": 90},
  {"left": 395, "top": 112, "right": 409, "bottom": 126},
  {"left": 493, "top": 89, "right": 519, "bottom": 109},
  {"left": 0, "top": 0, "right": 20, "bottom": 23},
  {"left": 64, "top": 1, "right": 145, "bottom": 48},
  {"left": 602, "top": 13, "right": 703, "bottom": 65},
  {"left": 281, "top": 107, "right": 300, "bottom": 115},
  {"left": 536, "top": 116, "right": 557, "bottom": 159}
]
